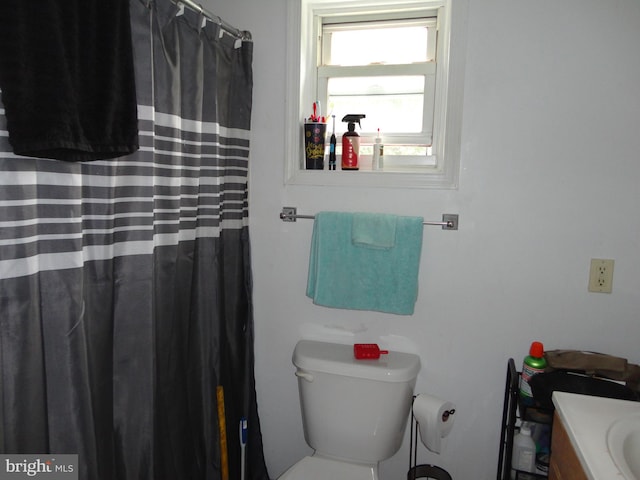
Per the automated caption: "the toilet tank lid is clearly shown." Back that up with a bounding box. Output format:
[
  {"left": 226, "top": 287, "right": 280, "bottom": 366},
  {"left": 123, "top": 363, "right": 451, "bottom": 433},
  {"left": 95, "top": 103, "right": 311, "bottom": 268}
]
[{"left": 293, "top": 340, "right": 421, "bottom": 382}]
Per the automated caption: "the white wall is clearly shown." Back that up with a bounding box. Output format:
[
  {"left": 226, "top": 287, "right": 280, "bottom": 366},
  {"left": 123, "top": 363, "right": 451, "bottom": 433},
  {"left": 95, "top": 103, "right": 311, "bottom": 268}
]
[{"left": 212, "top": 0, "right": 640, "bottom": 478}]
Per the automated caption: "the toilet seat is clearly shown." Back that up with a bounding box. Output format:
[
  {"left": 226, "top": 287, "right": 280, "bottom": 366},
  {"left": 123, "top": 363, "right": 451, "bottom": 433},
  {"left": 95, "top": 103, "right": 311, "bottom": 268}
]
[{"left": 277, "top": 455, "right": 377, "bottom": 480}]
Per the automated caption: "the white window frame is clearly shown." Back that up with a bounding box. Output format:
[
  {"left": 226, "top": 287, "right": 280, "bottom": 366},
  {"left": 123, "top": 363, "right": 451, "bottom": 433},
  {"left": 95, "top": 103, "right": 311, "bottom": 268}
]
[
  {"left": 284, "top": 0, "right": 466, "bottom": 189},
  {"left": 320, "top": 16, "right": 437, "bottom": 157}
]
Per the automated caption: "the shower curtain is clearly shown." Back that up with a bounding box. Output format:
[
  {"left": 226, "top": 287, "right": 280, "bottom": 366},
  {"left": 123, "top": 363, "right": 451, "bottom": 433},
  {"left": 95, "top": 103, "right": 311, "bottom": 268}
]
[{"left": 0, "top": 1, "right": 269, "bottom": 479}]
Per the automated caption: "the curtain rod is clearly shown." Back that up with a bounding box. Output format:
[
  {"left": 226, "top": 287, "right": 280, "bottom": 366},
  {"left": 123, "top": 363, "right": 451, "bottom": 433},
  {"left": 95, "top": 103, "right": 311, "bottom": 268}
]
[
  {"left": 170, "top": 0, "right": 252, "bottom": 41},
  {"left": 279, "top": 207, "right": 459, "bottom": 230}
]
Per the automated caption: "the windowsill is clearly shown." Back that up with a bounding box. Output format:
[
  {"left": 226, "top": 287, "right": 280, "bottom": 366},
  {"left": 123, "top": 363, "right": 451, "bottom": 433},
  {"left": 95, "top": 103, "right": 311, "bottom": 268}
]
[{"left": 285, "top": 168, "right": 458, "bottom": 189}]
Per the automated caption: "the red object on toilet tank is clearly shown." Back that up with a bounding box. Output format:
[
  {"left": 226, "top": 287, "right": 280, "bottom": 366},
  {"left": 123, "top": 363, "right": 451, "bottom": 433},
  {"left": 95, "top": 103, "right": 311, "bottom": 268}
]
[{"left": 354, "top": 343, "right": 389, "bottom": 360}]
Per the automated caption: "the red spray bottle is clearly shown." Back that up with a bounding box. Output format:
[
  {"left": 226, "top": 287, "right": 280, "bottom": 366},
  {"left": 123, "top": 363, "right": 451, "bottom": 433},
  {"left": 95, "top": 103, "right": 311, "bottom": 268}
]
[{"left": 341, "top": 114, "right": 365, "bottom": 170}]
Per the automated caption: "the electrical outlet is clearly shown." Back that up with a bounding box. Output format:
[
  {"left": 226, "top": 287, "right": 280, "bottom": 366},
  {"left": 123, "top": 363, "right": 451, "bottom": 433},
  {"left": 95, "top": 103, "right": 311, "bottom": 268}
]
[{"left": 588, "top": 258, "right": 615, "bottom": 293}]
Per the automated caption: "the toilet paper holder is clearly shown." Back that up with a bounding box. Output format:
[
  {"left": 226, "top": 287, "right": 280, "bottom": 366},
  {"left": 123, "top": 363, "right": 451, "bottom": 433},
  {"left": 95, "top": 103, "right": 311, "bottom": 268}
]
[
  {"left": 409, "top": 395, "right": 455, "bottom": 477},
  {"left": 441, "top": 409, "right": 456, "bottom": 422}
]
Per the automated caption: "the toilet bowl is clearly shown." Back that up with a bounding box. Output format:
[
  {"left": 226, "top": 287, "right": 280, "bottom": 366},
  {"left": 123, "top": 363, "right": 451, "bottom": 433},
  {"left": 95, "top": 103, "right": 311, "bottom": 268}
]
[{"left": 277, "top": 340, "right": 421, "bottom": 480}]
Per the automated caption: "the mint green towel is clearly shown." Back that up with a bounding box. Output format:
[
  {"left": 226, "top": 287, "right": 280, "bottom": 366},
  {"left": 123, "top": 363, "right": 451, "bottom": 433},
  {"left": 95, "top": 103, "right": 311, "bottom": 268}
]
[
  {"left": 306, "top": 211, "right": 424, "bottom": 315},
  {"left": 352, "top": 212, "right": 397, "bottom": 249}
]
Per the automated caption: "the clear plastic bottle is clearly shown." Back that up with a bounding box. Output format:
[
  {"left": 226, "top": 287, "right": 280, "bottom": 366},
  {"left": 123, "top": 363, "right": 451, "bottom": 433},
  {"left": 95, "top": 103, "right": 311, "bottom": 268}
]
[
  {"left": 372, "top": 129, "right": 384, "bottom": 170},
  {"left": 519, "top": 341, "right": 547, "bottom": 406},
  {"left": 512, "top": 423, "right": 536, "bottom": 474}
]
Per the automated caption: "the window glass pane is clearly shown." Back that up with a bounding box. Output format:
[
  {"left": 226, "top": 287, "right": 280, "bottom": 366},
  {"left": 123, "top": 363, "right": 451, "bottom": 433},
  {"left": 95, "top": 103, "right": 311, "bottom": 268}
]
[
  {"left": 325, "top": 25, "right": 428, "bottom": 66},
  {"left": 328, "top": 76, "right": 424, "bottom": 134}
]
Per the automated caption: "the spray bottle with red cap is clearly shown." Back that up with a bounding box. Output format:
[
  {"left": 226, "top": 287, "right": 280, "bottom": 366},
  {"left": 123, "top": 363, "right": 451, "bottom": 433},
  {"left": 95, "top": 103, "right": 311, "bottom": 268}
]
[
  {"left": 341, "top": 114, "right": 365, "bottom": 170},
  {"left": 519, "top": 341, "right": 547, "bottom": 406}
]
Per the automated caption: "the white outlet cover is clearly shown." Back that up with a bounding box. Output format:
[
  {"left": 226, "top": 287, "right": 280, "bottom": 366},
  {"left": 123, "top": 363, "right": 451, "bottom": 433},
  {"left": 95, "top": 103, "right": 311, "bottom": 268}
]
[{"left": 588, "top": 258, "right": 614, "bottom": 293}]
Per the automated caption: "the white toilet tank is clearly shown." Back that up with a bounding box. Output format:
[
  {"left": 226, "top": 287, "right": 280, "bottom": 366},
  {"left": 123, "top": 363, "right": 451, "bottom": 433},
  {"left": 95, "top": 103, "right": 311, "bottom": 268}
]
[{"left": 293, "top": 340, "right": 421, "bottom": 464}]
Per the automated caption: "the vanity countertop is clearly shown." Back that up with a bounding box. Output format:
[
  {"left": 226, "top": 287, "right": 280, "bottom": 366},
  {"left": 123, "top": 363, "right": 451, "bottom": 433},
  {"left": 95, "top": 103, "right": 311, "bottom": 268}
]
[{"left": 552, "top": 391, "right": 640, "bottom": 480}]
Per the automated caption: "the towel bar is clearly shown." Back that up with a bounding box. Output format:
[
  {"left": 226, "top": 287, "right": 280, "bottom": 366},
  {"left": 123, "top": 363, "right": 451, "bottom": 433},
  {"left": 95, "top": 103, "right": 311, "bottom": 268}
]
[{"left": 279, "top": 207, "right": 459, "bottom": 230}]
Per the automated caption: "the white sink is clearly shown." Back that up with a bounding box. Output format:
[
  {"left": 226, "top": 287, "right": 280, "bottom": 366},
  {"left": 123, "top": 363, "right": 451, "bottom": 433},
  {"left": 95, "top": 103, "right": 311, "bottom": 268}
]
[{"left": 607, "top": 414, "right": 640, "bottom": 480}]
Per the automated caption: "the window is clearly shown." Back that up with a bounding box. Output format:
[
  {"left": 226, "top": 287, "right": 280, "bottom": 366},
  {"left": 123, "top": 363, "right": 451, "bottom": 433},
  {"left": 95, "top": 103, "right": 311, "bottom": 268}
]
[
  {"left": 321, "top": 17, "right": 437, "bottom": 167},
  {"left": 284, "top": 0, "right": 466, "bottom": 189}
]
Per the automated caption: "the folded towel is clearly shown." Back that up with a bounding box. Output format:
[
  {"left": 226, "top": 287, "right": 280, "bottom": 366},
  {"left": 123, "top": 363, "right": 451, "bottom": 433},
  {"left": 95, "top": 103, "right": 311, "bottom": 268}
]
[
  {"left": 306, "top": 211, "right": 424, "bottom": 315},
  {"left": 352, "top": 212, "right": 397, "bottom": 249}
]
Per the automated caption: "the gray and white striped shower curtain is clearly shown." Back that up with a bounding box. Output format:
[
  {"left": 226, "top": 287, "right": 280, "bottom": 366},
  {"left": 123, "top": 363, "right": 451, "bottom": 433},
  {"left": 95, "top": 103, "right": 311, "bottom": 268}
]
[{"left": 0, "top": 1, "right": 268, "bottom": 479}]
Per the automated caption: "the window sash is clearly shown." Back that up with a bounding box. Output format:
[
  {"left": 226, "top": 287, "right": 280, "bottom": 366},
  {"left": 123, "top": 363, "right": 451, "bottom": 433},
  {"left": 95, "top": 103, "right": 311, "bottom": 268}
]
[
  {"left": 321, "top": 17, "right": 438, "bottom": 65},
  {"left": 318, "top": 63, "right": 436, "bottom": 145}
]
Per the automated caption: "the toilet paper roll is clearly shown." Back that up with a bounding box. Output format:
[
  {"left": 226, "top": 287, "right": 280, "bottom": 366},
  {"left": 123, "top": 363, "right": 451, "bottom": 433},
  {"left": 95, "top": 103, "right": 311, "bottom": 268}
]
[{"left": 412, "top": 393, "right": 456, "bottom": 454}]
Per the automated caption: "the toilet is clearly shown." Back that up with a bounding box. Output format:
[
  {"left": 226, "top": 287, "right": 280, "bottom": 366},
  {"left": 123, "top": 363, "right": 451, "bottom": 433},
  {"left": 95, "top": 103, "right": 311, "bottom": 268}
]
[{"left": 278, "top": 339, "right": 421, "bottom": 480}]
